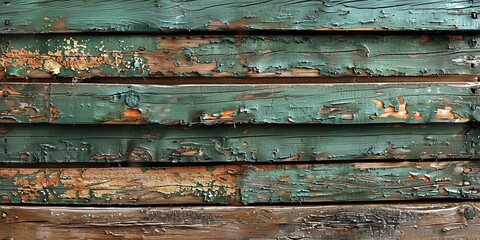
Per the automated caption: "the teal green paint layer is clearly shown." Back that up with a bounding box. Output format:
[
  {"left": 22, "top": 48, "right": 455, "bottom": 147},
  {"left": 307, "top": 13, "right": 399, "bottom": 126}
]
[
  {"left": 0, "top": 83, "right": 478, "bottom": 124},
  {"left": 0, "top": 161, "right": 478, "bottom": 204},
  {"left": 1, "top": 1, "right": 480, "bottom": 32},
  {"left": 0, "top": 124, "right": 472, "bottom": 163},
  {"left": 240, "top": 161, "right": 480, "bottom": 204},
  {"left": 1, "top": 34, "right": 480, "bottom": 78}
]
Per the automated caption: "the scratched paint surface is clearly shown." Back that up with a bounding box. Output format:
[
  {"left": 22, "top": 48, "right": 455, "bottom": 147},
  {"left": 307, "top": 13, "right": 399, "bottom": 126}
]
[
  {"left": 1, "top": 1, "right": 480, "bottom": 32},
  {"left": 0, "top": 203, "right": 479, "bottom": 239},
  {"left": 0, "top": 161, "right": 478, "bottom": 204},
  {"left": 0, "top": 124, "right": 472, "bottom": 163},
  {"left": 0, "top": 83, "right": 478, "bottom": 124},
  {"left": 1, "top": 35, "right": 480, "bottom": 78}
]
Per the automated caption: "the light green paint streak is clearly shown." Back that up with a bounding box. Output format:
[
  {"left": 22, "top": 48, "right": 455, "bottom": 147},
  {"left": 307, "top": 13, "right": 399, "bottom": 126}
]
[{"left": 1, "top": 1, "right": 480, "bottom": 32}]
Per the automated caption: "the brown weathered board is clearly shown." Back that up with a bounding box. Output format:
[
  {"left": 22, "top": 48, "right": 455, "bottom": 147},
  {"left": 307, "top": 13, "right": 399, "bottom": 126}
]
[
  {"left": 0, "top": 203, "right": 478, "bottom": 239},
  {"left": 2, "top": 34, "right": 480, "bottom": 78},
  {"left": 0, "top": 161, "right": 479, "bottom": 205},
  {"left": 0, "top": 124, "right": 475, "bottom": 163},
  {"left": 0, "top": 82, "right": 479, "bottom": 124}
]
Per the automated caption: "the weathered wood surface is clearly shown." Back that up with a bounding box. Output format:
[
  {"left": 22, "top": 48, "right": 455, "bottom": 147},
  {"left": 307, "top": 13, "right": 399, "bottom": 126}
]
[
  {"left": 2, "top": 34, "right": 480, "bottom": 78},
  {"left": 1, "top": 83, "right": 479, "bottom": 124},
  {"left": 1, "top": 1, "right": 480, "bottom": 33},
  {"left": 0, "top": 124, "right": 474, "bottom": 163},
  {"left": 0, "top": 203, "right": 479, "bottom": 239},
  {"left": 0, "top": 161, "right": 479, "bottom": 205}
]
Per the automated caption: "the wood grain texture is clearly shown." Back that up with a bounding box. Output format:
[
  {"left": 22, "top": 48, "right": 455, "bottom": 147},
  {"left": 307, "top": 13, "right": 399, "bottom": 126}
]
[
  {"left": 1, "top": 34, "right": 480, "bottom": 78},
  {"left": 0, "top": 161, "right": 479, "bottom": 205},
  {"left": 0, "top": 82, "right": 479, "bottom": 124},
  {"left": 1, "top": 0, "right": 480, "bottom": 32},
  {"left": 0, "top": 124, "right": 473, "bottom": 163},
  {"left": 1, "top": 203, "right": 479, "bottom": 239}
]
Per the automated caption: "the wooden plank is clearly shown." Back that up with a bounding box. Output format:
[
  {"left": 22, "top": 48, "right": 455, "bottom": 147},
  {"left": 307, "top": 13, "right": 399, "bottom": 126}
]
[
  {"left": 0, "top": 124, "right": 473, "bottom": 163},
  {"left": 1, "top": 1, "right": 480, "bottom": 33},
  {"left": 2, "top": 34, "right": 480, "bottom": 78},
  {"left": 0, "top": 161, "right": 479, "bottom": 205},
  {"left": 1, "top": 82, "right": 479, "bottom": 124},
  {"left": 1, "top": 203, "right": 479, "bottom": 239}
]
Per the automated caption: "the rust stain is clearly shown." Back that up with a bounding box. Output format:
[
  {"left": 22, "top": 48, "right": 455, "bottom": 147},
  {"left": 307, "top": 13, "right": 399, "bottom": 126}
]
[
  {"left": 0, "top": 86, "right": 21, "bottom": 95},
  {"left": 372, "top": 98, "right": 409, "bottom": 120},
  {"left": 49, "top": 104, "right": 59, "bottom": 123},
  {"left": 124, "top": 109, "right": 143, "bottom": 119}
]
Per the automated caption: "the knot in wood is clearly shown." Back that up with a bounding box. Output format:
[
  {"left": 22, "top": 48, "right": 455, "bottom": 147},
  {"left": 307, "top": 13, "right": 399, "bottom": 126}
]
[{"left": 125, "top": 91, "right": 140, "bottom": 108}]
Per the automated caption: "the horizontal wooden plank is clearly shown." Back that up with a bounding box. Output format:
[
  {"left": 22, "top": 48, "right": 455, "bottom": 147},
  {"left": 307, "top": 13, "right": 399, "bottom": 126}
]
[
  {"left": 0, "top": 124, "right": 474, "bottom": 163},
  {"left": 0, "top": 161, "right": 479, "bottom": 204},
  {"left": 0, "top": 83, "right": 479, "bottom": 125},
  {"left": 1, "top": 34, "right": 480, "bottom": 78},
  {"left": 1, "top": 203, "right": 479, "bottom": 239},
  {"left": 1, "top": 1, "right": 480, "bottom": 33}
]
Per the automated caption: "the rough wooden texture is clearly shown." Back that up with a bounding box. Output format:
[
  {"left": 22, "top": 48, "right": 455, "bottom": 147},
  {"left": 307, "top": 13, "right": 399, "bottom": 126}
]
[
  {"left": 1, "top": 34, "right": 480, "bottom": 78},
  {"left": 0, "top": 83, "right": 479, "bottom": 124},
  {"left": 0, "top": 161, "right": 479, "bottom": 205},
  {"left": 1, "top": 1, "right": 480, "bottom": 32},
  {"left": 1, "top": 203, "right": 479, "bottom": 239},
  {"left": 0, "top": 124, "right": 474, "bottom": 163}
]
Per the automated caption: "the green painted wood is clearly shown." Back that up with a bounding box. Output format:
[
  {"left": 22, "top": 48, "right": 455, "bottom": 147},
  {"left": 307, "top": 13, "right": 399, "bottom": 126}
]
[
  {"left": 0, "top": 124, "right": 473, "bottom": 163},
  {"left": 1, "top": 1, "right": 480, "bottom": 32},
  {"left": 0, "top": 161, "right": 478, "bottom": 204},
  {"left": 0, "top": 83, "right": 479, "bottom": 124},
  {"left": 1, "top": 34, "right": 480, "bottom": 78}
]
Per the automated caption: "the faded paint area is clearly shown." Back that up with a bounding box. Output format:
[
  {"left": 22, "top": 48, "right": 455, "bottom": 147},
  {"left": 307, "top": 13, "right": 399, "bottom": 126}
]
[
  {"left": 1, "top": 1, "right": 480, "bottom": 32},
  {"left": 0, "top": 123, "right": 472, "bottom": 163},
  {"left": 241, "top": 161, "right": 480, "bottom": 204},
  {"left": 0, "top": 167, "right": 239, "bottom": 204},
  {"left": 2, "top": 35, "right": 480, "bottom": 78},
  {"left": 0, "top": 37, "right": 153, "bottom": 78},
  {"left": 0, "top": 161, "right": 479, "bottom": 204}
]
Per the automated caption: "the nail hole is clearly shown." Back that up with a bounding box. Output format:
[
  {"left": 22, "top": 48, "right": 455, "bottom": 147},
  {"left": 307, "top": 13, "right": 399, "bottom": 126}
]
[{"left": 472, "top": 12, "right": 478, "bottom": 19}]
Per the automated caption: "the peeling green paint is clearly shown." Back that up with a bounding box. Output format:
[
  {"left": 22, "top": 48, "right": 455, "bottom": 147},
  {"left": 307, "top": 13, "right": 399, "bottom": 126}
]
[
  {"left": 240, "top": 162, "right": 479, "bottom": 204},
  {"left": 0, "top": 124, "right": 474, "bottom": 163},
  {"left": 0, "top": 161, "right": 478, "bottom": 205},
  {"left": 2, "top": 35, "right": 480, "bottom": 78},
  {"left": 0, "top": 83, "right": 478, "bottom": 124},
  {"left": 1, "top": 1, "right": 480, "bottom": 32}
]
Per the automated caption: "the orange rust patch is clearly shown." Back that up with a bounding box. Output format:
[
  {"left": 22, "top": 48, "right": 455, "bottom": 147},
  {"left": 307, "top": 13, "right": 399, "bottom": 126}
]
[
  {"left": 49, "top": 104, "right": 59, "bottom": 123},
  {"left": 0, "top": 85, "right": 21, "bottom": 95},
  {"left": 412, "top": 112, "right": 422, "bottom": 120},
  {"left": 124, "top": 109, "right": 143, "bottom": 119},
  {"left": 372, "top": 98, "right": 409, "bottom": 120}
]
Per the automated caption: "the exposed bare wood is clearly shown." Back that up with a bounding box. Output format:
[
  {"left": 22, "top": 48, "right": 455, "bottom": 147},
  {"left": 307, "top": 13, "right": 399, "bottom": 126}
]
[{"left": 1, "top": 203, "right": 479, "bottom": 239}]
